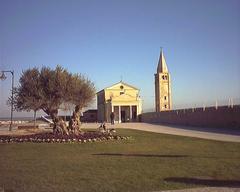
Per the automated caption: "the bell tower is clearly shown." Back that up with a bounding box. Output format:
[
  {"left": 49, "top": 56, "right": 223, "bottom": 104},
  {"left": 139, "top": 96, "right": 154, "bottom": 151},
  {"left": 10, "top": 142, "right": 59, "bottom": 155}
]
[{"left": 155, "top": 48, "right": 172, "bottom": 112}]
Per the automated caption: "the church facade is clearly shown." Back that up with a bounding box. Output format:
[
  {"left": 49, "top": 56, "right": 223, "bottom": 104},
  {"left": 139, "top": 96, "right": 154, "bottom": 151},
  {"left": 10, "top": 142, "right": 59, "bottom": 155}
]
[
  {"left": 97, "top": 81, "right": 142, "bottom": 123},
  {"left": 155, "top": 49, "right": 172, "bottom": 112}
]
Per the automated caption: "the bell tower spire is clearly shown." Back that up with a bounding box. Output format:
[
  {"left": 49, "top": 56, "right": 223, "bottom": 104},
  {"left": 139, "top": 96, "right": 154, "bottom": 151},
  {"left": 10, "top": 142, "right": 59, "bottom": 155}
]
[
  {"left": 155, "top": 48, "right": 172, "bottom": 112},
  {"left": 157, "top": 48, "right": 168, "bottom": 73}
]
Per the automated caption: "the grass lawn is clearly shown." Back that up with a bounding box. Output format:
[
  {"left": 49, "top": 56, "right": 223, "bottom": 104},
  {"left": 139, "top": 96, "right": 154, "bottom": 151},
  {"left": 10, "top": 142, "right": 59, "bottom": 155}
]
[{"left": 0, "top": 128, "right": 240, "bottom": 192}]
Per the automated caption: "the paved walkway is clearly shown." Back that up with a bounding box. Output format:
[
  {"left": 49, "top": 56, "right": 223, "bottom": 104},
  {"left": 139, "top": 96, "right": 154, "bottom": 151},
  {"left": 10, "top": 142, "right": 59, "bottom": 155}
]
[
  {"left": 1, "top": 122, "right": 239, "bottom": 142},
  {"left": 1, "top": 122, "right": 240, "bottom": 142},
  {"left": 82, "top": 122, "right": 240, "bottom": 142}
]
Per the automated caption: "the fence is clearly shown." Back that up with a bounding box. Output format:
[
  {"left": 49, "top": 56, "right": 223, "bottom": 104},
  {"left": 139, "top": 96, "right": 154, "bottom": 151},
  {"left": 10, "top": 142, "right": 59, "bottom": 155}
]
[{"left": 141, "top": 97, "right": 240, "bottom": 113}]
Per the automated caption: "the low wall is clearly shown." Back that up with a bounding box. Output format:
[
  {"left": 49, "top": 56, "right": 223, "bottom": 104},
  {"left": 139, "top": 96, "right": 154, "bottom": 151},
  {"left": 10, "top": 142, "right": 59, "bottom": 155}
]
[{"left": 141, "top": 105, "right": 240, "bottom": 128}]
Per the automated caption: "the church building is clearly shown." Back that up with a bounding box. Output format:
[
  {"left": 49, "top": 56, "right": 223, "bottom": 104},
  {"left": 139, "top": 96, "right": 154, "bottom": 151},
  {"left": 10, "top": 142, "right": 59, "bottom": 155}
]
[
  {"left": 97, "top": 81, "right": 142, "bottom": 123},
  {"left": 155, "top": 48, "right": 172, "bottom": 112}
]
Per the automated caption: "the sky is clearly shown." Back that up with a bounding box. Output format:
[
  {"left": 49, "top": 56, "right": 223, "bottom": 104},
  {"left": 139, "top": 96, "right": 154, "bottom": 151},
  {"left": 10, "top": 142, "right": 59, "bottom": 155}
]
[{"left": 0, "top": 0, "right": 240, "bottom": 118}]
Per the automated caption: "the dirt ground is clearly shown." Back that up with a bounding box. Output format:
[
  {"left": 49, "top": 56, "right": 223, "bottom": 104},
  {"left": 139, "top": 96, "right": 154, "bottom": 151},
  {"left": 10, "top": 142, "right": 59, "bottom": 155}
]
[{"left": 0, "top": 123, "right": 51, "bottom": 136}]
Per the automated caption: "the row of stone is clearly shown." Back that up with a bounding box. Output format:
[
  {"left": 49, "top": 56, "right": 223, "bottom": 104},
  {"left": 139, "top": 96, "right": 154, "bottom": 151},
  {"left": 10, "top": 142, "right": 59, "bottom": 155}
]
[{"left": 0, "top": 136, "right": 131, "bottom": 143}]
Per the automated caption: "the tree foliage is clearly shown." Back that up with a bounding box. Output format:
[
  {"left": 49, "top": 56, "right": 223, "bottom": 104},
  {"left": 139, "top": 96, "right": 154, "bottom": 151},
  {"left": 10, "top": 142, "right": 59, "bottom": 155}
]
[
  {"left": 10, "top": 68, "right": 42, "bottom": 112},
  {"left": 11, "top": 65, "right": 95, "bottom": 134}
]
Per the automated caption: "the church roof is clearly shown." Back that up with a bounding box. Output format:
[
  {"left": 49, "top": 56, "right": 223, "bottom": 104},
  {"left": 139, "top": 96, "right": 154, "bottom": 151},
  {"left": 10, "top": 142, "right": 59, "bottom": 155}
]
[
  {"left": 107, "top": 81, "right": 139, "bottom": 90},
  {"left": 97, "top": 81, "right": 139, "bottom": 94},
  {"left": 157, "top": 48, "right": 168, "bottom": 73}
]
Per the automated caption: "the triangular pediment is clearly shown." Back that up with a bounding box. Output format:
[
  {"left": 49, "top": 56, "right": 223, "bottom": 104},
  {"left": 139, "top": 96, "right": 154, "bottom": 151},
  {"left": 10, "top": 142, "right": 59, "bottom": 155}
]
[{"left": 106, "top": 81, "right": 139, "bottom": 91}]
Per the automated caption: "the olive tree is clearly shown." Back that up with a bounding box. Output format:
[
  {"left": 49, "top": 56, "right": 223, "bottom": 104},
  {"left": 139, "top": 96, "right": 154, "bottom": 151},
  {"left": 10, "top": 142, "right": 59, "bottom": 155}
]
[
  {"left": 67, "top": 74, "right": 96, "bottom": 132},
  {"left": 11, "top": 65, "right": 95, "bottom": 134}
]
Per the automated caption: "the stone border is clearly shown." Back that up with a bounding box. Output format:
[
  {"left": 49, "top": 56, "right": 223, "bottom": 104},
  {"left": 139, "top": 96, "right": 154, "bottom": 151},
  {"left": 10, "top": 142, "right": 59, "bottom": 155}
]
[{"left": 0, "top": 135, "right": 132, "bottom": 144}]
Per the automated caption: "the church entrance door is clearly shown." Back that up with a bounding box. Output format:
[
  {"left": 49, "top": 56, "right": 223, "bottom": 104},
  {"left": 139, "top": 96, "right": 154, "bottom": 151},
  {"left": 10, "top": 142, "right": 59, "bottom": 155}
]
[{"left": 121, "top": 111, "right": 126, "bottom": 122}]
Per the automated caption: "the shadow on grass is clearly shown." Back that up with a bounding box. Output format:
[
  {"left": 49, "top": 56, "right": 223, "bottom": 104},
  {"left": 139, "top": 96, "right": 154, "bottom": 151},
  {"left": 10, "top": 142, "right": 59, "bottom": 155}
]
[
  {"left": 92, "top": 153, "right": 188, "bottom": 158},
  {"left": 164, "top": 177, "right": 240, "bottom": 187}
]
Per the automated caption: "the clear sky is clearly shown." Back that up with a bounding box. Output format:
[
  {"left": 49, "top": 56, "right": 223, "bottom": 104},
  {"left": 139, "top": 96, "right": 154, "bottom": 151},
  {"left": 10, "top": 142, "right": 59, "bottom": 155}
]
[{"left": 0, "top": 0, "right": 240, "bottom": 117}]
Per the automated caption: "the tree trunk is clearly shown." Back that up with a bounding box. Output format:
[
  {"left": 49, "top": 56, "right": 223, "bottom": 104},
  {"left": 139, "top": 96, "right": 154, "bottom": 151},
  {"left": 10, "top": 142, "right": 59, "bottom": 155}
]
[
  {"left": 50, "top": 110, "right": 68, "bottom": 135},
  {"left": 50, "top": 111, "right": 58, "bottom": 133},
  {"left": 33, "top": 110, "right": 36, "bottom": 128},
  {"left": 75, "top": 105, "right": 82, "bottom": 131},
  {"left": 69, "top": 105, "right": 82, "bottom": 134}
]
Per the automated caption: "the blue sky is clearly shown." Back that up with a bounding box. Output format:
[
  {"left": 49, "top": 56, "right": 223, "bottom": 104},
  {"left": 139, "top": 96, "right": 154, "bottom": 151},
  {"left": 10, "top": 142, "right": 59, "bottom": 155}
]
[{"left": 0, "top": 0, "right": 240, "bottom": 117}]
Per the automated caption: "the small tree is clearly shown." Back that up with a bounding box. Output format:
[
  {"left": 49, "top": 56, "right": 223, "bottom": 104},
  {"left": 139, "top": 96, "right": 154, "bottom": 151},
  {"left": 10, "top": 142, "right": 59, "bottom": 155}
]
[
  {"left": 68, "top": 74, "right": 95, "bottom": 132},
  {"left": 39, "top": 66, "right": 69, "bottom": 129},
  {"left": 9, "top": 68, "right": 42, "bottom": 127}
]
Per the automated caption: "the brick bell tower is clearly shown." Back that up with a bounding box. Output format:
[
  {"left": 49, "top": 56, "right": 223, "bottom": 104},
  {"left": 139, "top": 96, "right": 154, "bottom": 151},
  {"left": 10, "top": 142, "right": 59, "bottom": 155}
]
[{"left": 155, "top": 48, "right": 172, "bottom": 112}]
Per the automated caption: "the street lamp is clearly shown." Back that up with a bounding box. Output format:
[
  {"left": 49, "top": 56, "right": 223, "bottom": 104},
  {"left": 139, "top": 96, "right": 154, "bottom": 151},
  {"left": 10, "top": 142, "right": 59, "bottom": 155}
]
[{"left": 0, "top": 70, "right": 14, "bottom": 131}]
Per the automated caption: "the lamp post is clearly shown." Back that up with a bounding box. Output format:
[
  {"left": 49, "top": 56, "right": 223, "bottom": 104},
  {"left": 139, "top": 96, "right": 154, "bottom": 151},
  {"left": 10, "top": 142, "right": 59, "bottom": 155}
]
[{"left": 0, "top": 70, "right": 14, "bottom": 131}]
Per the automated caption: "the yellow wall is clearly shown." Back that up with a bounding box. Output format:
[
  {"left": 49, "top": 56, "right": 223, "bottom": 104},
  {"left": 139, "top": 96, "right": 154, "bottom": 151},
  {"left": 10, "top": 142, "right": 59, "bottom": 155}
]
[{"left": 97, "top": 82, "right": 142, "bottom": 122}]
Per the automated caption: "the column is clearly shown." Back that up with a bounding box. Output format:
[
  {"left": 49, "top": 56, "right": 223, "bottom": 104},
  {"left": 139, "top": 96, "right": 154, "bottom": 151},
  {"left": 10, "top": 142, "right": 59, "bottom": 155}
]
[
  {"left": 106, "top": 103, "right": 109, "bottom": 122},
  {"left": 129, "top": 105, "right": 132, "bottom": 122},
  {"left": 136, "top": 104, "right": 139, "bottom": 115},
  {"left": 118, "top": 105, "right": 121, "bottom": 123}
]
